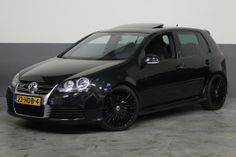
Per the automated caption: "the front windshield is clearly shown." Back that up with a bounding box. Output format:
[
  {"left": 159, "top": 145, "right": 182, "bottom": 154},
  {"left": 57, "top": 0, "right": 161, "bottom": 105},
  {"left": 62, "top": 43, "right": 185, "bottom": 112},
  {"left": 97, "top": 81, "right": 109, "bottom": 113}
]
[{"left": 62, "top": 32, "right": 147, "bottom": 60}]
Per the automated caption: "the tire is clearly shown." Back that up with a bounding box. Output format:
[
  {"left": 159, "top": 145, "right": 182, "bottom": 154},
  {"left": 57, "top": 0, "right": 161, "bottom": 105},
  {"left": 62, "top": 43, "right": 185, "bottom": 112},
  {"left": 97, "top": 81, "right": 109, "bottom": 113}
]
[
  {"left": 201, "top": 74, "right": 227, "bottom": 110},
  {"left": 100, "top": 85, "right": 139, "bottom": 131}
]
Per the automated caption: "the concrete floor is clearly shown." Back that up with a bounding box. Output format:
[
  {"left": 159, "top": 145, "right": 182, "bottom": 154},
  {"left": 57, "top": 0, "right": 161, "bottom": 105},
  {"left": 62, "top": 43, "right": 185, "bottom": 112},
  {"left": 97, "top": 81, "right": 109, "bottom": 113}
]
[{"left": 0, "top": 97, "right": 236, "bottom": 157}]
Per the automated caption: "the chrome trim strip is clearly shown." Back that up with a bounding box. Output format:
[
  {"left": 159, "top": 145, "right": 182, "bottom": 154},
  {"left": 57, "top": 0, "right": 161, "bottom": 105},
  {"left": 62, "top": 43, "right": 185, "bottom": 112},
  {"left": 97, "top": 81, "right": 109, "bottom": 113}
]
[
  {"left": 44, "top": 105, "right": 51, "bottom": 118},
  {"left": 13, "top": 83, "right": 58, "bottom": 119}
]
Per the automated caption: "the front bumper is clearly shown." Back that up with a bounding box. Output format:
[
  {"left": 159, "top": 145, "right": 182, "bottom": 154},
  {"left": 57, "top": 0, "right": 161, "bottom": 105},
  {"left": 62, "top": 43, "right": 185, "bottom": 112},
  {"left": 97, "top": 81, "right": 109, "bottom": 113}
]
[{"left": 6, "top": 86, "right": 104, "bottom": 124}]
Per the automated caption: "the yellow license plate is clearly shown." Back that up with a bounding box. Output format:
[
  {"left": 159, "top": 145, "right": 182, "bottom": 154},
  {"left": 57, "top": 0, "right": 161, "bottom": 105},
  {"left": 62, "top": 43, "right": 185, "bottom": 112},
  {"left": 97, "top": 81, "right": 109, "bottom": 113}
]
[{"left": 16, "top": 95, "right": 41, "bottom": 106}]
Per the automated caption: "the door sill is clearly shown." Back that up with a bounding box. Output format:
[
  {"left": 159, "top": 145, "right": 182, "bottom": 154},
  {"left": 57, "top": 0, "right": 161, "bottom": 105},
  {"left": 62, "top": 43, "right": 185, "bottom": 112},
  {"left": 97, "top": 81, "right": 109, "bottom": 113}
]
[{"left": 139, "top": 96, "right": 207, "bottom": 115}]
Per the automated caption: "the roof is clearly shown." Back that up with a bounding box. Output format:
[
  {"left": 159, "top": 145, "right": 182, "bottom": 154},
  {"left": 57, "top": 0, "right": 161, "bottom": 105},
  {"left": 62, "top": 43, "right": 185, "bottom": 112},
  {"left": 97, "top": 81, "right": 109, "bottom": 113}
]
[
  {"left": 99, "top": 23, "right": 163, "bottom": 34},
  {"left": 98, "top": 23, "right": 206, "bottom": 34},
  {"left": 113, "top": 23, "right": 164, "bottom": 29}
]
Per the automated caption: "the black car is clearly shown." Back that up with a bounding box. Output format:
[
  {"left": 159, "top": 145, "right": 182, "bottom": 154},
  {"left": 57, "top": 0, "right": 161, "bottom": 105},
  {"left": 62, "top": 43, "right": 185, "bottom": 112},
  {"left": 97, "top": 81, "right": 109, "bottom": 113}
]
[{"left": 6, "top": 23, "right": 227, "bottom": 131}]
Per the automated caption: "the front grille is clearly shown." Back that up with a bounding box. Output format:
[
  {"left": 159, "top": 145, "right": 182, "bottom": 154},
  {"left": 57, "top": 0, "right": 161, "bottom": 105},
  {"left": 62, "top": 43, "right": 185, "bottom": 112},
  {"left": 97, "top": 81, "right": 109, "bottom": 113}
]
[
  {"left": 17, "top": 81, "right": 55, "bottom": 95},
  {"left": 50, "top": 105, "right": 85, "bottom": 119},
  {"left": 14, "top": 104, "right": 44, "bottom": 117}
]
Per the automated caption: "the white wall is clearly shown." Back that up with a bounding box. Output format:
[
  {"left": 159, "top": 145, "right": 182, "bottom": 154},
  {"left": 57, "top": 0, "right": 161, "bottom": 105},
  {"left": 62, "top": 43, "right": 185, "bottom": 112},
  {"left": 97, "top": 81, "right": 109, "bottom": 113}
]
[{"left": 0, "top": 0, "right": 235, "bottom": 43}]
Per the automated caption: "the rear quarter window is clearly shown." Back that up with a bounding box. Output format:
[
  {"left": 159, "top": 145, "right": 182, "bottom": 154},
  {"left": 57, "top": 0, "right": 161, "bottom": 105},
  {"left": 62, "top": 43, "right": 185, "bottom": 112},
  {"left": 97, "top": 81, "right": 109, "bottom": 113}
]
[{"left": 196, "top": 32, "right": 210, "bottom": 54}]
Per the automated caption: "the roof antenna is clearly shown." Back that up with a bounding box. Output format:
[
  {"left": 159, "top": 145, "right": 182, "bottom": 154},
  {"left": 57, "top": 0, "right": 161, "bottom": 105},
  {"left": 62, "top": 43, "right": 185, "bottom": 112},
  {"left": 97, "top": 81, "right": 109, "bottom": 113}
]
[{"left": 176, "top": 24, "right": 179, "bottom": 27}]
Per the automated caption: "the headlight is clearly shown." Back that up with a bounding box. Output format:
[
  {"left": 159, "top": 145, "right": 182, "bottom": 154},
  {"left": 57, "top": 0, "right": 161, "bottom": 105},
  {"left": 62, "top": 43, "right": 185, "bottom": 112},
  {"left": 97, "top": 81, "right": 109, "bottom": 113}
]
[
  {"left": 11, "top": 73, "right": 20, "bottom": 87},
  {"left": 63, "top": 80, "right": 75, "bottom": 92},
  {"left": 58, "top": 77, "right": 91, "bottom": 93},
  {"left": 76, "top": 78, "right": 90, "bottom": 92}
]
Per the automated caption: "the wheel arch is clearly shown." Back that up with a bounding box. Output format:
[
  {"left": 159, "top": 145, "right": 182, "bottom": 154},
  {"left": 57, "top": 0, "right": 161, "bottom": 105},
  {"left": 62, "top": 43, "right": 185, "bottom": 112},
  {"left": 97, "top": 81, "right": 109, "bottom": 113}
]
[
  {"left": 209, "top": 71, "right": 227, "bottom": 85},
  {"left": 107, "top": 81, "right": 141, "bottom": 107},
  {"left": 113, "top": 82, "right": 139, "bottom": 99},
  {"left": 202, "top": 71, "right": 228, "bottom": 97}
]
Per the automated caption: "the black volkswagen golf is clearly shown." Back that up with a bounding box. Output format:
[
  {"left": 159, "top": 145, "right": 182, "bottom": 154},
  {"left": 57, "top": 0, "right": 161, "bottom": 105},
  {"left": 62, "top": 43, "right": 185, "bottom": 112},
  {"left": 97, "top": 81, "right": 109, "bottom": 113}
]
[{"left": 6, "top": 23, "right": 227, "bottom": 131}]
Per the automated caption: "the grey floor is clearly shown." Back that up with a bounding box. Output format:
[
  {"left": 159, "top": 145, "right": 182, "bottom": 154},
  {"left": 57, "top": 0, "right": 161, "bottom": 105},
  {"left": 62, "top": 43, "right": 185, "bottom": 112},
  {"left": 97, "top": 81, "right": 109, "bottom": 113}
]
[{"left": 0, "top": 97, "right": 236, "bottom": 157}]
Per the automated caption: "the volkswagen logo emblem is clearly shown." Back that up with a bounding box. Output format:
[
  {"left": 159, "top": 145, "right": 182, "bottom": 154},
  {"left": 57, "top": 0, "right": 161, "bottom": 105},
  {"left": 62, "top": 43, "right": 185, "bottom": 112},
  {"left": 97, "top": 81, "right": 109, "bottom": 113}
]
[{"left": 28, "top": 82, "right": 38, "bottom": 94}]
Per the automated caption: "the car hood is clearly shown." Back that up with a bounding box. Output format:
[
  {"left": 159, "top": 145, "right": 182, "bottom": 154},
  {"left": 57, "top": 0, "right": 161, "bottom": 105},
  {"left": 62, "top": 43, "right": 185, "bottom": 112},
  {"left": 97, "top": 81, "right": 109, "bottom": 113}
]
[{"left": 19, "top": 57, "right": 125, "bottom": 84}]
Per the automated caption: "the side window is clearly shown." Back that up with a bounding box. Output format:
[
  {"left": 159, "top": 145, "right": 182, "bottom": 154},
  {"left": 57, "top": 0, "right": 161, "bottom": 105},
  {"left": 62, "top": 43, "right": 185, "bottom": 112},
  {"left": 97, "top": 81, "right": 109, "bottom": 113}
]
[
  {"left": 162, "top": 35, "right": 170, "bottom": 44},
  {"left": 145, "top": 33, "right": 176, "bottom": 61},
  {"left": 196, "top": 32, "right": 210, "bottom": 54},
  {"left": 177, "top": 32, "right": 200, "bottom": 57}
]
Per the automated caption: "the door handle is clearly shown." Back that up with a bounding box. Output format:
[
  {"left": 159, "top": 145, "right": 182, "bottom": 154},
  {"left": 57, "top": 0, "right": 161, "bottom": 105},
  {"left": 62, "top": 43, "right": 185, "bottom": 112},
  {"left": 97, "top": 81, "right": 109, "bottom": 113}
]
[
  {"left": 205, "top": 59, "right": 210, "bottom": 65},
  {"left": 176, "top": 64, "right": 184, "bottom": 70}
]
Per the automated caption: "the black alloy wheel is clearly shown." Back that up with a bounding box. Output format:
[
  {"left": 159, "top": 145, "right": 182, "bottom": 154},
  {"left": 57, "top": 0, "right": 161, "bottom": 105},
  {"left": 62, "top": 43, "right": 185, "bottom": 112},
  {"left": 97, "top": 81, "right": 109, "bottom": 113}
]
[
  {"left": 101, "top": 86, "right": 139, "bottom": 131},
  {"left": 201, "top": 74, "right": 227, "bottom": 110}
]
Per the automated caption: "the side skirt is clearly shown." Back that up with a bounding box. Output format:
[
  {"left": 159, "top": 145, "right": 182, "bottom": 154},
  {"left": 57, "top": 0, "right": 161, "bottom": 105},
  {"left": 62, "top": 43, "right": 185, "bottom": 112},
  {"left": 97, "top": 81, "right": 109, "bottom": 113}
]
[{"left": 139, "top": 96, "right": 207, "bottom": 116}]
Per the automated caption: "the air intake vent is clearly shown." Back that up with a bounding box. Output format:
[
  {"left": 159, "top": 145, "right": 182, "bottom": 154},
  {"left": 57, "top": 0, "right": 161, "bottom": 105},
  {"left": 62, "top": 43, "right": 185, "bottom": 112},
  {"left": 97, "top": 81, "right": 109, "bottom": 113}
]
[{"left": 50, "top": 105, "right": 85, "bottom": 120}]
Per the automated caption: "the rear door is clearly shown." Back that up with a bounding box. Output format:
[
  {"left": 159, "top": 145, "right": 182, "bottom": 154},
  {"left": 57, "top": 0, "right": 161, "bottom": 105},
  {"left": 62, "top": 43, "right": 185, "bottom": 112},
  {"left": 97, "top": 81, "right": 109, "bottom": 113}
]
[
  {"left": 138, "top": 32, "right": 191, "bottom": 107},
  {"left": 173, "top": 30, "right": 211, "bottom": 97}
]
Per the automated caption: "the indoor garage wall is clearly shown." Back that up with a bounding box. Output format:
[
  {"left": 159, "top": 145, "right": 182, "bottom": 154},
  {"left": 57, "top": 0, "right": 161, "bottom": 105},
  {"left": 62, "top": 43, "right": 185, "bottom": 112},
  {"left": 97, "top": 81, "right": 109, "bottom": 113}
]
[{"left": 0, "top": 0, "right": 235, "bottom": 96}]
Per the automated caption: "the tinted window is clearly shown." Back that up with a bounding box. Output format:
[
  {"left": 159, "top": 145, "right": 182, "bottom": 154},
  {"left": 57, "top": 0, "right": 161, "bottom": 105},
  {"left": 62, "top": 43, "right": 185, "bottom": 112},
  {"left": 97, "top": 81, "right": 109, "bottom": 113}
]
[
  {"left": 145, "top": 33, "right": 176, "bottom": 60},
  {"left": 178, "top": 33, "right": 199, "bottom": 44},
  {"left": 162, "top": 35, "right": 170, "bottom": 44},
  {"left": 177, "top": 32, "right": 200, "bottom": 57},
  {"left": 196, "top": 32, "right": 210, "bottom": 54}
]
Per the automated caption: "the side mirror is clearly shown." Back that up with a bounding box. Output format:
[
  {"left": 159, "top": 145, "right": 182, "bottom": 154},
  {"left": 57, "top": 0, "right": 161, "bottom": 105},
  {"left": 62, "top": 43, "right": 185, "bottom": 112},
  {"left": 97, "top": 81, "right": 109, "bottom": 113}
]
[{"left": 144, "top": 54, "right": 160, "bottom": 64}]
